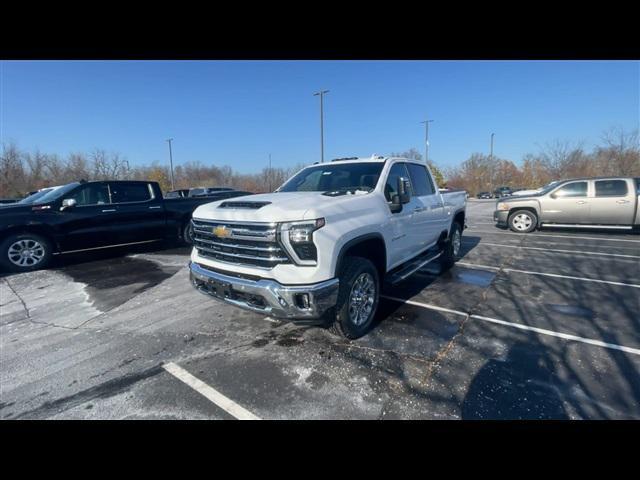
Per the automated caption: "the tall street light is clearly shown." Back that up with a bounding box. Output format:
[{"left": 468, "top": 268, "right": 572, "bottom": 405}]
[
  {"left": 313, "top": 90, "right": 329, "bottom": 163},
  {"left": 166, "top": 138, "right": 175, "bottom": 191},
  {"left": 489, "top": 133, "right": 495, "bottom": 191},
  {"left": 421, "top": 119, "right": 434, "bottom": 164}
]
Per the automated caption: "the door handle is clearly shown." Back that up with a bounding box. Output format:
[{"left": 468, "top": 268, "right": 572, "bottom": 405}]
[
  {"left": 149, "top": 206, "right": 162, "bottom": 209},
  {"left": 101, "top": 209, "right": 116, "bottom": 212},
  {"left": 576, "top": 201, "right": 587, "bottom": 205},
  {"left": 616, "top": 200, "right": 630, "bottom": 204},
  {"left": 413, "top": 207, "right": 426, "bottom": 213}
]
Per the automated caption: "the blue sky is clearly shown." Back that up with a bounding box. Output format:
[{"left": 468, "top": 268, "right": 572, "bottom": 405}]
[{"left": 1, "top": 60, "right": 638, "bottom": 173}]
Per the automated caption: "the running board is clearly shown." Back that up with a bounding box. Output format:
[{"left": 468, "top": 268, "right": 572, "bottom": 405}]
[
  {"left": 541, "top": 223, "right": 633, "bottom": 230},
  {"left": 385, "top": 249, "right": 443, "bottom": 286}
]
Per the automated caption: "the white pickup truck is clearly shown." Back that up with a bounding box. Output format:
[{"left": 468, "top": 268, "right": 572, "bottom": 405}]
[{"left": 189, "top": 156, "right": 466, "bottom": 338}]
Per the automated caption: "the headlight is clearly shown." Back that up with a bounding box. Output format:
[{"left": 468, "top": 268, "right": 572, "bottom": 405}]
[
  {"left": 287, "top": 218, "right": 325, "bottom": 243},
  {"left": 280, "top": 218, "right": 325, "bottom": 265},
  {"left": 497, "top": 202, "right": 510, "bottom": 211}
]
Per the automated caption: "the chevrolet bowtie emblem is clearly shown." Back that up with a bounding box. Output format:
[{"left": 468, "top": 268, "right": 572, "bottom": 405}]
[{"left": 213, "top": 226, "right": 232, "bottom": 238}]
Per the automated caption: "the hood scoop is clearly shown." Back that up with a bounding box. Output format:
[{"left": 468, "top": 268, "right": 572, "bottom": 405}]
[{"left": 218, "top": 201, "right": 272, "bottom": 209}]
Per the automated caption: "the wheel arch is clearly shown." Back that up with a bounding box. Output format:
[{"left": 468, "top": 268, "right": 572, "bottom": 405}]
[
  {"left": 508, "top": 206, "right": 539, "bottom": 226},
  {"left": 335, "top": 233, "right": 387, "bottom": 280}
]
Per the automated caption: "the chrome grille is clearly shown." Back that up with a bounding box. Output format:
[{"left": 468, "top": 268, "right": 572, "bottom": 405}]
[{"left": 192, "top": 219, "right": 290, "bottom": 268}]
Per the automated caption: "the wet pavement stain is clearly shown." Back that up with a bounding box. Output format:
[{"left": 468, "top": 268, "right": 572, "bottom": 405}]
[
  {"left": 451, "top": 268, "right": 496, "bottom": 288},
  {"left": 546, "top": 304, "right": 595, "bottom": 319},
  {"left": 58, "top": 256, "right": 181, "bottom": 312}
]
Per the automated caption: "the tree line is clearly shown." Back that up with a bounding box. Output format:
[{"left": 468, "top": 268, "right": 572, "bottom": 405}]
[
  {"left": 1, "top": 127, "right": 638, "bottom": 199},
  {"left": 0, "top": 144, "right": 306, "bottom": 198}
]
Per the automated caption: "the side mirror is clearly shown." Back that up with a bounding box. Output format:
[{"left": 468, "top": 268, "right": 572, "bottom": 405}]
[
  {"left": 397, "top": 176, "right": 411, "bottom": 204},
  {"left": 60, "top": 198, "right": 77, "bottom": 211}
]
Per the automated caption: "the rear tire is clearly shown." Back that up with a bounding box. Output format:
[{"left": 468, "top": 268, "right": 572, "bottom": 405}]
[
  {"left": 508, "top": 210, "right": 537, "bottom": 233},
  {"left": 0, "top": 233, "right": 53, "bottom": 273},
  {"left": 440, "top": 221, "right": 463, "bottom": 271},
  {"left": 328, "top": 256, "right": 380, "bottom": 339}
]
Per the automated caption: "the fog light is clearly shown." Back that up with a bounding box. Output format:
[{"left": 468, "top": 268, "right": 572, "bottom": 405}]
[{"left": 295, "top": 293, "right": 311, "bottom": 310}]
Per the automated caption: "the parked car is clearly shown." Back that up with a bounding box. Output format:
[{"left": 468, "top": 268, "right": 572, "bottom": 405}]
[
  {"left": 493, "top": 186, "right": 512, "bottom": 198},
  {"left": 476, "top": 192, "right": 493, "bottom": 199},
  {"left": 0, "top": 186, "right": 65, "bottom": 208},
  {"left": 494, "top": 177, "right": 640, "bottom": 233},
  {"left": 188, "top": 187, "right": 234, "bottom": 197},
  {"left": 165, "top": 189, "right": 190, "bottom": 199},
  {"left": 510, "top": 181, "right": 560, "bottom": 197},
  {"left": 188, "top": 156, "right": 467, "bottom": 339},
  {"left": 0, "top": 180, "right": 253, "bottom": 272}
]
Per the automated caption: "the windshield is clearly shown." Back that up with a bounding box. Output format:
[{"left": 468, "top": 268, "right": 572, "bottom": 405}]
[
  {"left": 278, "top": 162, "right": 384, "bottom": 193},
  {"left": 536, "top": 181, "right": 560, "bottom": 195},
  {"left": 34, "top": 183, "right": 80, "bottom": 204},
  {"left": 18, "top": 189, "right": 54, "bottom": 204}
]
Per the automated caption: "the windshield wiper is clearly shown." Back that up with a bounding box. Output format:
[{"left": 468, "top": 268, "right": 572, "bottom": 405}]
[{"left": 322, "top": 187, "right": 373, "bottom": 197}]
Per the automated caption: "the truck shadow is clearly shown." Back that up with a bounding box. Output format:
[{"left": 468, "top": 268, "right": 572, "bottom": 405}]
[
  {"left": 461, "top": 338, "right": 570, "bottom": 419},
  {"left": 0, "top": 242, "right": 191, "bottom": 279}
]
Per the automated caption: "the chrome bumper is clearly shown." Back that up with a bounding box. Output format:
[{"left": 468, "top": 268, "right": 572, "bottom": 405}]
[{"left": 189, "top": 262, "right": 339, "bottom": 319}]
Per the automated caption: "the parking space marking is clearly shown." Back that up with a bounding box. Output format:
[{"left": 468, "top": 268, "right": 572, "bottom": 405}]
[
  {"left": 457, "top": 262, "right": 640, "bottom": 289},
  {"left": 380, "top": 295, "right": 640, "bottom": 357},
  {"left": 466, "top": 229, "right": 640, "bottom": 243},
  {"left": 163, "top": 362, "right": 261, "bottom": 420},
  {"left": 469, "top": 241, "right": 640, "bottom": 259}
]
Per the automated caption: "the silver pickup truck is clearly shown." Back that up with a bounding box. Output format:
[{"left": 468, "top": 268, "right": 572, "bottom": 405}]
[{"left": 494, "top": 177, "right": 640, "bottom": 233}]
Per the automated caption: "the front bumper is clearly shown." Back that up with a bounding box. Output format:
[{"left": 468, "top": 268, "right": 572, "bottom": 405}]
[
  {"left": 494, "top": 210, "right": 509, "bottom": 226},
  {"left": 189, "top": 261, "right": 339, "bottom": 320}
]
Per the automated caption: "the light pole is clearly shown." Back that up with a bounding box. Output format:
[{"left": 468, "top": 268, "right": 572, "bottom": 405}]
[
  {"left": 421, "top": 119, "right": 434, "bottom": 164},
  {"left": 268, "top": 153, "right": 272, "bottom": 192},
  {"left": 166, "top": 138, "right": 175, "bottom": 191},
  {"left": 489, "top": 133, "right": 495, "bottom": 190},
  {"left": 313, "top": 90, "right": 329, "bottom": 163}
]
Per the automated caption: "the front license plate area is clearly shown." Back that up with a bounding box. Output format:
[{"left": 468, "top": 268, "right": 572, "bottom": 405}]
[{"left": 208, "top": 279, "right": 232, "bottom": 298}]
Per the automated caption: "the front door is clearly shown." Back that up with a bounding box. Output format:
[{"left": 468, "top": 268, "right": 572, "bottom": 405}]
[
  {"left": 542, "top": 181, "right": 590, "bottom": 224},
  {"left": 56, "top": 182, "right": 118, "bottom": 251},
  {"left": 384, "top": 162, "right": 422, "bottom": 267}
]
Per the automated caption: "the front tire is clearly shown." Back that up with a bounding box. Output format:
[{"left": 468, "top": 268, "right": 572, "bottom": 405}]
[
  {"left": 0, "top": 233, "right": 53, "bottom": 273},
  {"left": 329, "top": 256, "right": 380, "bottom": 339},
  {"left": 508, "top": 210, "right": 537, "bottom": 233}
]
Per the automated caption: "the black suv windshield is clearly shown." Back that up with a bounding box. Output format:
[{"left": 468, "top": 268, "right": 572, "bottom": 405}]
[
  {"left": 34, "top": 182, "right": 81, "bottom": 204},
  {"left": 279, "top": 162, "right": 384, "bottom": 193}
]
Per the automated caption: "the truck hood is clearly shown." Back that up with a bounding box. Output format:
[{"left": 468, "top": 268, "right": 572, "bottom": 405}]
[{"left": 192, "top": 191, "right": 376, "bottom": 223}]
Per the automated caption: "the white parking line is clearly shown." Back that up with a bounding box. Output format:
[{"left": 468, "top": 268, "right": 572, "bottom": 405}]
[
  {"left": 471, "top": 241, "right": 640, "bottom": 259},
  {"left": 466, "top": 229, "right": 640, "bottom": 243},
  {"left": 163, "top": 362, "right": 261, "bottom": 420},
  {"left": 457, "top": 262, "right": 640, "bottom": 288},
  {"left": 380, "top": 295, "right": 640, "bottom": 357}
]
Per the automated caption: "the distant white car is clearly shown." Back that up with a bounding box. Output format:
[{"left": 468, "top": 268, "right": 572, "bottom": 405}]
[{"left": 511, "top": 181, "right": 560, "bottom": 197}]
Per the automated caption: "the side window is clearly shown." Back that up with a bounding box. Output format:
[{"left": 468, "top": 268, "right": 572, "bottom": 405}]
[
  {"left": 384, "top": 163, "right": 411, "bottom": 201},
  {"left": 595, "top": 180, "right": 628, "bottom": 197},
  {"left": 406, "top": 163, "right": 435, "bottom": 196},
  {"left": 68, "top": 184, "right": 110, "bottom": 206},
  {"left": 552, "top": 181, "right": 587, "bottom": 198},
  {"left": 110, "top": 183, "right": 153, "bottom": 203}
]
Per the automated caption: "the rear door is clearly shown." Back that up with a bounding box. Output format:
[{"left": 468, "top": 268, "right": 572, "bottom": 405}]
[
  {"left": 589, "top": 179, "right": 635, "bottom": 225},
  {"left": 405, "top": 162, "right": 443, "bottom": 248},
  {"left": 108, "top": 182, "right": 166, "bottom": 244},
  {"left": 542, "top": 181, "right": 590, "bottom": 224}
]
